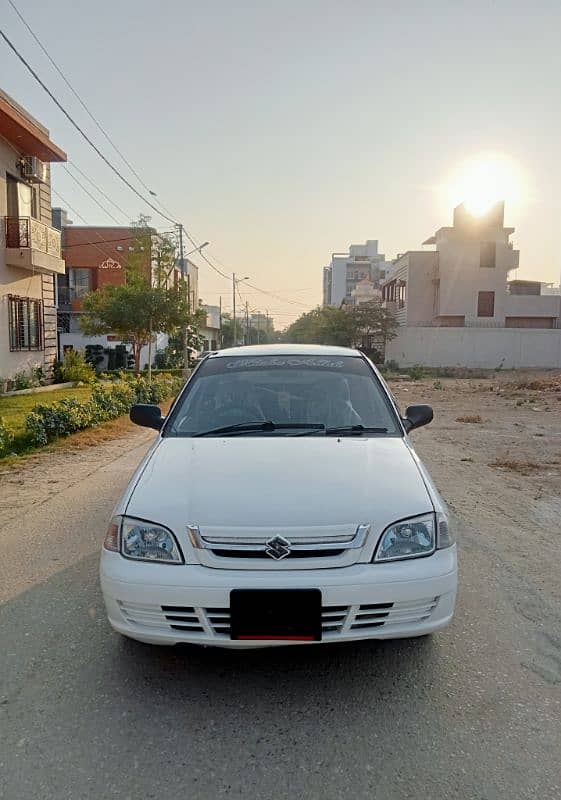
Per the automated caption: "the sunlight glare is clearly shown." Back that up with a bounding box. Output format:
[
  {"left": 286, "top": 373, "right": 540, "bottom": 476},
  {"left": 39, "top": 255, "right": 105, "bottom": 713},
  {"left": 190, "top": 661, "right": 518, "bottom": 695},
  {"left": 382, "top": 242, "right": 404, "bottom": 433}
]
[{"left": 445, "top": 154, "right": 526, "bottom": 217}]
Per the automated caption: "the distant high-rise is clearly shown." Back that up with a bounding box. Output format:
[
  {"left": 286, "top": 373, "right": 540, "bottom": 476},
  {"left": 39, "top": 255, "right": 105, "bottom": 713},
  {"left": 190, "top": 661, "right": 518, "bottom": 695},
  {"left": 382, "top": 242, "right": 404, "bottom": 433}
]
[{"left": 322, "top": 240, "right": 391, "bottom": 306}]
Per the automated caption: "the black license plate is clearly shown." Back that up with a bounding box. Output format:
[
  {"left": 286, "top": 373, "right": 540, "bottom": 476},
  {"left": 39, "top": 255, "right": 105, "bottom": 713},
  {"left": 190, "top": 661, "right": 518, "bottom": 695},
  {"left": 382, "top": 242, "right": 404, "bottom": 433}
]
[{"left": 230, "top": 589, "right": 322, "bottom": 641}]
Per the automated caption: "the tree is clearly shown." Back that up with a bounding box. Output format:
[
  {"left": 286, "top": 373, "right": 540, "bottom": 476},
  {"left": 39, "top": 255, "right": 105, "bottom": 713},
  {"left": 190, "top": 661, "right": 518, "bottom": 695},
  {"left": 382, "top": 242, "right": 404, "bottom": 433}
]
[
  {"left": 348, "top": 300, "right": 398, "bottom": 360},
  {"left": 283, "top": 306, "right": 356, "bottom": 346},
  {"left": 81, "top": 283, "right": 194, "bottom": 373},
  {"left": 283, "top": 301, "right": 397, "bottom": 359},
  {"left": 80, "top": 217, "right": 201, "bottom": 373}
]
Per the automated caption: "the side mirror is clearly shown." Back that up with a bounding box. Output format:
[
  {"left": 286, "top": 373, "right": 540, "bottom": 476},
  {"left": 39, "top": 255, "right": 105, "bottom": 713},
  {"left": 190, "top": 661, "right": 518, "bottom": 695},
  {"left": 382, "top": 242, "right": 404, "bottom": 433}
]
[
  {"left": 130, "top": 403, "right": 164, "bottom": 431},
  {"left": 403, "top": 404, "right": 433, "bottom": 432}
]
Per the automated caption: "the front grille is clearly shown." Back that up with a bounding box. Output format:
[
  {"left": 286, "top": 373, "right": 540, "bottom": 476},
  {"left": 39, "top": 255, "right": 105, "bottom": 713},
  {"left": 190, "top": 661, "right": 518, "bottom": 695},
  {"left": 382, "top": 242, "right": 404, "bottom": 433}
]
[
  {"left": 118, "top": 597, "right": 439, "bottom": 639},
  {"left": 210, "top": 548, "right": 345, "bottom": 559},
  {"left": 188, "top": 524, "right": 371, "bottom": 567}
]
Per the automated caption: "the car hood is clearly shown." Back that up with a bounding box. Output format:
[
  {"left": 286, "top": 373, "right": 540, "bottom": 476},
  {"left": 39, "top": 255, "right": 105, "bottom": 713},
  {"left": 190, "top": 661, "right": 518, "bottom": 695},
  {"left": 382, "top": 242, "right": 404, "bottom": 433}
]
[{"left": 126, "top": 436, "right": 433, "bottom": 531}]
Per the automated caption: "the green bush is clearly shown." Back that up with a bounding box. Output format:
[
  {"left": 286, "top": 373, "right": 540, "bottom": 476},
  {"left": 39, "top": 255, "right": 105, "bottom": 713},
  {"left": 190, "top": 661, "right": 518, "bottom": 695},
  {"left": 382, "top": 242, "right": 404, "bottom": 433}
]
[
  {"left": 26, "top": 398, "right": 94, "bottom": 445},
  {"left": 22, "top": 374, "right": 183, "bottom": 448},
  {"left": 407, "top": 364, "right": 425, "bottom": 381},
  {"left": 60, "top": 350, "right": 96, "bottom": 384},
  {"left": 0, "top": 417, "right": 13, "bottom": 457},
  {"left": 13, "top": 371, "right": 31, "bottom": 390}
]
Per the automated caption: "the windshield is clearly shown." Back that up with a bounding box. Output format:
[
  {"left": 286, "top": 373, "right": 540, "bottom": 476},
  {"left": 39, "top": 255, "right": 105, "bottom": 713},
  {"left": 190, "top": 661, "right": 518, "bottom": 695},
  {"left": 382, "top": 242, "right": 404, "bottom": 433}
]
[{"left": 166, "top": 354, "right": 401, "bottom": 437}]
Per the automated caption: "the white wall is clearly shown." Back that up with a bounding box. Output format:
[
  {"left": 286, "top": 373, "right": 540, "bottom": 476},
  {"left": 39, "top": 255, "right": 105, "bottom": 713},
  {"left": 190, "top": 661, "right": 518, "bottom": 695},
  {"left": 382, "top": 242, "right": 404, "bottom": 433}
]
[
  {"left": 59, "top": 332, "right": 168, "bottom": 369},
  {"left": 504, "top": 294, "right": 561, "bottom": 318},
  {"left": 386, "top": 327, "right": 561, "bottom": 368}
]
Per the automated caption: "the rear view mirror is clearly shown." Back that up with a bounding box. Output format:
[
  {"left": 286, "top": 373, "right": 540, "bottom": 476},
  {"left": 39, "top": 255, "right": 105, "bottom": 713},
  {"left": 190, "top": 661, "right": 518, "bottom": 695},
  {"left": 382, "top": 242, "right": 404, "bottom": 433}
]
[
  {"left": 130, "top": 404, "right": 164, "bottom": 431},
  {"left": 403, "top": 404, "right": 433, "bottom": 432}
]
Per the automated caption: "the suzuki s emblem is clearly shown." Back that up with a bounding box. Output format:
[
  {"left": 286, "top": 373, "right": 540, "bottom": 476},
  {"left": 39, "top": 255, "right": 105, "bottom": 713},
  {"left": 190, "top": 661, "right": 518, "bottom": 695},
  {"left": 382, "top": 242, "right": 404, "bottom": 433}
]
[{"left": 265, "top": 535, "right": 291, "bottom": 560}]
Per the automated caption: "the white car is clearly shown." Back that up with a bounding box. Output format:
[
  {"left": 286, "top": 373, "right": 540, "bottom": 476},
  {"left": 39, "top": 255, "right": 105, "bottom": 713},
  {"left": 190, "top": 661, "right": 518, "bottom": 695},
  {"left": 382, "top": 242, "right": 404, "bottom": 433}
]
[{"left": 100, "top": 344, "right": 457, "bottom": 647}]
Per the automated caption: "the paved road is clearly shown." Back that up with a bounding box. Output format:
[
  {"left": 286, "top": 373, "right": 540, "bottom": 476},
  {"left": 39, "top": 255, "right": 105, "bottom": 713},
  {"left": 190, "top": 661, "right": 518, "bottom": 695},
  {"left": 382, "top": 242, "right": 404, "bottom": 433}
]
[{"left": 1, "top": 427, "right": 560, "bottom": 800}]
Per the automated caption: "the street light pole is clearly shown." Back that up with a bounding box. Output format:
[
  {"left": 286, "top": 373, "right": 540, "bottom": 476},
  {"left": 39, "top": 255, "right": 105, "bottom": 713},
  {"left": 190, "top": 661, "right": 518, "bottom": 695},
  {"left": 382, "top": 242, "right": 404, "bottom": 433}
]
[{"left": 232, "top": 273, "right": 237, "bottom": 347}]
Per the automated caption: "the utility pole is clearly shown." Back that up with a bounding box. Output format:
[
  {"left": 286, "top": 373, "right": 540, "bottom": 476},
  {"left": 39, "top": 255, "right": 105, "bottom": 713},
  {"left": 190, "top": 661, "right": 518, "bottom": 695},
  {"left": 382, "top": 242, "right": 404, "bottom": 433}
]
[
  {"left": 219, "top": 295, "right": 222, "bottom": 348},
  {"left": 177, "top": 223, "right": 190, "bottom": 377},
  {"left": 256, "top": 311, "right": 260, "bottom": 344},
  {"left": 232, "top": 273, "right": 237, "bottom": 347},
  {"left": 245, "top": 301, "right": 249, "bottom": 345}
]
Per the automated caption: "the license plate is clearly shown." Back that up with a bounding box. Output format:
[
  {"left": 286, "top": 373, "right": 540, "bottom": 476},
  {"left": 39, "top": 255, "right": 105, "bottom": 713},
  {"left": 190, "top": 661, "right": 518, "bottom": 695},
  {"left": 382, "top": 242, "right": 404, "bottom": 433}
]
[{"left": 230, "top": 589, "right": 322, "bottom": 641}]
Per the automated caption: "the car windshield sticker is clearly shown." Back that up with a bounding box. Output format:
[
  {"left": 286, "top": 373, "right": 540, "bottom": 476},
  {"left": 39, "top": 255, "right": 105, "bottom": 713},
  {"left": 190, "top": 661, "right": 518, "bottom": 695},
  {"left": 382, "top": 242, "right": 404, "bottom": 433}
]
[{"left": 225, "top": 358, "right": 346, "bottom": 369}]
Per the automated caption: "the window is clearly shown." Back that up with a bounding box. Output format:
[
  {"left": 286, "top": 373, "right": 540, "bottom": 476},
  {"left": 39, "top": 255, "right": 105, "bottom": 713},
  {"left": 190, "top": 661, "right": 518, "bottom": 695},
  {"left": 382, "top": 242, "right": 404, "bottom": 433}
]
[
  {"left": 477, "top": 291, "right": 495, "bottom": 318},
  {"left": 69, "top": 268, "right": 92, "bottom": 299},
  {"left": 8, "top": 295, "right": 43, "bottom": 351},
  {"left": 480, "top": 241, "right": 496, "bottom": 268}
]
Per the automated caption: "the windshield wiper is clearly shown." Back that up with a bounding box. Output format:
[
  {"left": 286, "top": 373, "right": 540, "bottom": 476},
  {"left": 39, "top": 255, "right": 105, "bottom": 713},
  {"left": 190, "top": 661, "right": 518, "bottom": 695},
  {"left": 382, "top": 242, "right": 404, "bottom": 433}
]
[
  {"left": 296, "top": 424, "right": 388, "bottom": 437},
  {"left": 326, "top": 425, "right": 388, "bottom": 436},
  {"left": 193, "top": 421, "right": 325, "bottom": 437}
]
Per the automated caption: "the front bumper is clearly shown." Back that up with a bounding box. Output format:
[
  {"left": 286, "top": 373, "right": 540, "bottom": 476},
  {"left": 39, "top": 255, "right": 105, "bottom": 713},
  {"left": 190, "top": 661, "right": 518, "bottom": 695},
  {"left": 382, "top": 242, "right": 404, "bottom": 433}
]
[{"left": 100, "top": 546, "right": 458, "bottom": 647}]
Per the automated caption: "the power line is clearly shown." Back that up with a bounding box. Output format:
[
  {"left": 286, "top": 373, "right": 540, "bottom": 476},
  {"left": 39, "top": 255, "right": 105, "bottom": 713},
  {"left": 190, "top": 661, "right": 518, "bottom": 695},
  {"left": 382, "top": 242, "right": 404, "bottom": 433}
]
[
  {"left": 0, "top": 21, "right": 313, "bottom": 313},
  {"left": 63, "top": 231, "right": 176, "bottom": 249},
  {"left": 0, "top": 26, "right": 179, "bottom": 226},
  {"left": 51, "top": 189, "right": 123, "bottom": 263},
  {"left": 6, "top": 0, "right": 159, "bottom": 199},
  {"left": 62, "top": 165, "right": 126, "bottom": 225},
  {"left": 66, "top": 161, "right": 133, "bottom": 219}
]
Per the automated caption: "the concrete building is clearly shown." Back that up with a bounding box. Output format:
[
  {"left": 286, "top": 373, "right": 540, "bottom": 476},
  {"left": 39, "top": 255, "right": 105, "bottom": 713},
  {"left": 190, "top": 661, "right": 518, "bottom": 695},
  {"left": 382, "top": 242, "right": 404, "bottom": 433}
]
[
  {"left": 250, "top": 312, "right": 274, "bottom": 338},
  {"left": 0, "top": 90, "right": 66, "bottom": 380},
  {"left": 383, "top": 202, "right": 560, "bottom": 329},
  {"left": 201, "top": 304, "right": 221, "bottom": 352},
  {"left": 348, "top": 277, "right": 381, "bottom": 306},
  {"left": 323, "top": 240, "right": 391, "bottom": 307}
]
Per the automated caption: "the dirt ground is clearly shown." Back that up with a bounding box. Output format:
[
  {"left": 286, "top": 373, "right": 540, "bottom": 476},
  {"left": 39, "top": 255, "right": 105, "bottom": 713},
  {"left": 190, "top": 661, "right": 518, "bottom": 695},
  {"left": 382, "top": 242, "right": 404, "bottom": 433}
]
[{"left": 391, "top": 371, "right": 561, "bottom": 634}]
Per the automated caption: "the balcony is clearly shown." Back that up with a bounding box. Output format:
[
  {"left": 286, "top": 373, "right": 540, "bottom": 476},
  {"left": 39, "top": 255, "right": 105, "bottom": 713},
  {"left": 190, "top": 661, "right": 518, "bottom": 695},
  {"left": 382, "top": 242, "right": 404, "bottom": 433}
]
[{"left": 4, "top": 216, "right": 65, "bottom": 275}]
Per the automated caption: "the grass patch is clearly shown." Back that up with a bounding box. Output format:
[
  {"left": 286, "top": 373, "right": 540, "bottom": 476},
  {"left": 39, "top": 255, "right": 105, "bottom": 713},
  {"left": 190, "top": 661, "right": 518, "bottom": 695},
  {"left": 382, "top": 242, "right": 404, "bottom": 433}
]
[
  {"left": 0, "top": 397, "right": 175, "bottom": 467},
  {"left": 456, "top": 414, "right": 483, "bottom": 424},
  {"left": 0, "top": 386, "right": 92, "bottom": 437}
]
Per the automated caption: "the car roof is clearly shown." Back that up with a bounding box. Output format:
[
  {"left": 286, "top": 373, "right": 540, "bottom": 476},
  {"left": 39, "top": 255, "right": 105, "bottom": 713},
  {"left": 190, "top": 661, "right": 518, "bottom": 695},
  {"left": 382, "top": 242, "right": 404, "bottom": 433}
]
[{"left": 209, "top": 344, "right": 361, "bottom": 358}]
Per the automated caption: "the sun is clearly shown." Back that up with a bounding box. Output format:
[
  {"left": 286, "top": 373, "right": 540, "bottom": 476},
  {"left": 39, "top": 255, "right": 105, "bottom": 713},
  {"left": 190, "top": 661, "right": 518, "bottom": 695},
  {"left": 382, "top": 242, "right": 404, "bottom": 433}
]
[{"left": 444, "top": 153, "right": 526, "bottom": 217}]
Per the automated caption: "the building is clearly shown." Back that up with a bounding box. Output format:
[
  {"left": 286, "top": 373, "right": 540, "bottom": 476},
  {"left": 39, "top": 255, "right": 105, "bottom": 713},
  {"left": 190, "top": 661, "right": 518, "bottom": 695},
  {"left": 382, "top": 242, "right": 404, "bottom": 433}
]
[
  {"left": 0, "top": 89, "right": 66, "bottom": 380},
  {"left": 55, "top": 223, "right": 152, "bottom": 365},
  {"left": 323, "top": 240, "right": 391, "bottom": 307},
  {"left": 200, "top": 304, "right": 221, "bottom": 352},
  {"left": 250, "top": 312, "right": 273, "bottom": 338},
  {"left": 348, "top": 277, "right": 381, "bottom": 306},
  {"left": 383, "top": 202, "right": 560, "bottom": 329}
]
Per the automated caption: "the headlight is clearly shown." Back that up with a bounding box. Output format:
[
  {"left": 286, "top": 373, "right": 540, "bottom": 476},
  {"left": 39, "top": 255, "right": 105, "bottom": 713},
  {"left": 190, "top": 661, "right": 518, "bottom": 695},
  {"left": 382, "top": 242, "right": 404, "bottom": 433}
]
[
  {"left": 374, "top": 513, "right": 436, "bottom": 562},
  {"left": 104, "top": 516, "right": 184, "bottom": 563},
  {"left": 374, "top": 512, "right": 454, "bottom": 562}
]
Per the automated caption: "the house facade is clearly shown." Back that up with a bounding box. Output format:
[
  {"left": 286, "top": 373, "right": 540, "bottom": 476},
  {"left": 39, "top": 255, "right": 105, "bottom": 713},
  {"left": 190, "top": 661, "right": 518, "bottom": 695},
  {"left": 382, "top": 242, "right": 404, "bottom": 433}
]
[
  {"left": 383, "top": 202, "right": 560, "bottom": 329},
  {"left": 201, "top": 304, "right": 221, "bottom": 352},
  {"left": 54, "top": 222, "right": 199, "bottom": 369},
  {"left": 0, "top": 90, "right": 66, "bottom": 380}
]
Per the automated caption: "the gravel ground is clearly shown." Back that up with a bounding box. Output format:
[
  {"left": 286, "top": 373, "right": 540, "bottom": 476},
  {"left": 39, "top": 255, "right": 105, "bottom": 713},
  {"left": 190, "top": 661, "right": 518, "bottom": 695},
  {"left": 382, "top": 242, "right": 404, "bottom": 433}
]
[{"left": 1, "top": 373, "right": 560, "bottom": 799}]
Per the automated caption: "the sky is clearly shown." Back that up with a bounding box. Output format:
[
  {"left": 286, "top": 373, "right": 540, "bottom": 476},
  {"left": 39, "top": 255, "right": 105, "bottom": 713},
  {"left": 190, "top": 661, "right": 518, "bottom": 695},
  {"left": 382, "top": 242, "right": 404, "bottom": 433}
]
[{"left": 2, "top": 0, "right": 561, "bottom": 326}]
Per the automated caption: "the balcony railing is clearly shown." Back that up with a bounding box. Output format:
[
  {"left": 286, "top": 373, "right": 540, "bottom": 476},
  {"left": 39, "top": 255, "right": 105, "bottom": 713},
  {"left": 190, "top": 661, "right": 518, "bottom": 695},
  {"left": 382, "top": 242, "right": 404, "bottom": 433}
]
[{"left": 5, "top": 216, "right": 62, "bottom": 258}]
